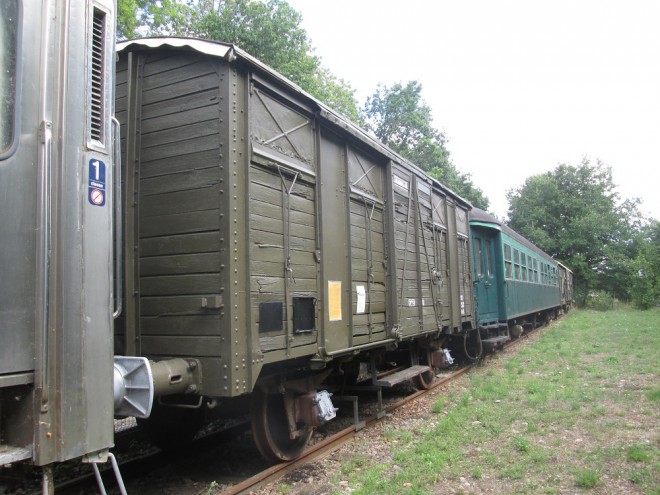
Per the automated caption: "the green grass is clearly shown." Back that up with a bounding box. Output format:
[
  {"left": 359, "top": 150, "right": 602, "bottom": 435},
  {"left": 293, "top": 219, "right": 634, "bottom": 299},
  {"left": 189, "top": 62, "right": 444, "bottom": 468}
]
[
  {"left": 335, "top": 308, "right": 660, "bottom": 495},
  {"left": 627, "top": 443, "right": 652, "bottom": 462},
  {"left": 574, "top": 468, "right": 602, "bottom": 488},
  {"left": 431, "top": 397, "right": 444, "bottom": 414}
]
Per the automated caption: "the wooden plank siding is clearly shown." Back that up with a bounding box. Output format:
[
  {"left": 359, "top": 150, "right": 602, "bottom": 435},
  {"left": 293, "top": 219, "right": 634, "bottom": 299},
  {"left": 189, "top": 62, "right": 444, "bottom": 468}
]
[
  {"left": 115, "top": 41, "right": 479, "bottom": 400},
  {"left": 389, "top": 165, "right": 455, "bottom": 337},
  {"left": 121, "top": 51, "right": 225, "bottom": 359},
  {"left": 346, "top": 145, "right": 388, "bottom": 342},
  {"left": 249, "top": 86, "right": 319, "bottom": 353}
]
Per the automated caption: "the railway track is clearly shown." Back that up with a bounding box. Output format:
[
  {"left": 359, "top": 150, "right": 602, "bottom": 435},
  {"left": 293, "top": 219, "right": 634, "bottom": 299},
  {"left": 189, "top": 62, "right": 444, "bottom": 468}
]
[
  {"left": 222, "top": 364, "right": 473, "bottom": 495},
  {"left": 7, "top": 324, "right": 546, "bottom": 495},
  {"left": 222, "top": 327, "right": 543, "bottom": 494}
]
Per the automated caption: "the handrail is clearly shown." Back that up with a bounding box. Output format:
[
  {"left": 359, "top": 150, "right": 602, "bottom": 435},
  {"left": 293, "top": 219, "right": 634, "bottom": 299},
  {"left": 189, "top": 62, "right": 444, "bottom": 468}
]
[{"left": 112, "top": 117, "right": 123, "bottom": 319}]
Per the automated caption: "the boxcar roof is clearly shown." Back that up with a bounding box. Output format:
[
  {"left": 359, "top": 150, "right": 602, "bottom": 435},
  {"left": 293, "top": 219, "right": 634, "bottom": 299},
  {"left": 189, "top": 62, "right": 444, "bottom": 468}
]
[
  {"left": 556, "top": 261, "right": 573, "bottom": 274},
  {"left": 469, "top": 208, "right": 556, "bottom": 264},
  {"left": 116, "top": 37, "right": 472, "bottom": 209}
]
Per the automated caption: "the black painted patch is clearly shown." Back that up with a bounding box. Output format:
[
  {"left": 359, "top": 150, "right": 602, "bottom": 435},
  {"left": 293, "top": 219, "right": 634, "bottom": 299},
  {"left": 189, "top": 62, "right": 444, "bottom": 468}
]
[
  {"left": 293, "top": 297, "right": 315, "bottom": 334},
  {"left": 259, "top": 302, "right": 283, "bottom": 332}
]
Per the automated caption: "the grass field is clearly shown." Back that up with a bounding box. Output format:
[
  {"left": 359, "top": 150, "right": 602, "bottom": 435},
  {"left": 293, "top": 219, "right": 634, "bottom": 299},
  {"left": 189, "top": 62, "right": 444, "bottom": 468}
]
[{"left": 333, "top": 308, "right": 659, "bottom": 495}]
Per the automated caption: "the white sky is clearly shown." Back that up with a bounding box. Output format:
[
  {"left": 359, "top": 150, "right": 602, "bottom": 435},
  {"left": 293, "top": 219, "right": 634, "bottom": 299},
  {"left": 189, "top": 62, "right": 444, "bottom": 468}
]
[{"left": 286, "top": 0, "right": 660, "bottom": 220}]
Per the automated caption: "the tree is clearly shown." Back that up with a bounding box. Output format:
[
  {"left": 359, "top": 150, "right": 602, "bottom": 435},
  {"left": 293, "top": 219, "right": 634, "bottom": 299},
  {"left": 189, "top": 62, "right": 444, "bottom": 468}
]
[
  {"left": 363, "top": 81, "right": 489, "bottom": 209},
  {"left": 506, "top": 158, "right": 644, "bottom": 305},
  {"left": 117, "top": 0, "right": 140, "bottom": 39},
  {"left": 630, "top": 220, "right": 660, "bottom": 309},
  {"left": 363, "top": 81, "right": 449, "bottom": 169},
  {"left": 117, "top": 0, "right": 195, "bottom": 39},
  {"left": 116, "top": 0, "right": 360, "bottom": 120}
]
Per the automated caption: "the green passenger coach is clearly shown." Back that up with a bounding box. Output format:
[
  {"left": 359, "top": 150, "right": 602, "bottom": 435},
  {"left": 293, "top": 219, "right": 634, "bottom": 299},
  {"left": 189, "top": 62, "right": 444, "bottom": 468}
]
[{"left": 469, "top": 208, "right": 562, "bottom": 348}]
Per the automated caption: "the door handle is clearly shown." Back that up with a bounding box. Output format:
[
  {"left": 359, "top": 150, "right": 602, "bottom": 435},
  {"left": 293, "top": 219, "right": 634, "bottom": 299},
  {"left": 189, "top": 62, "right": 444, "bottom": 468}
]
[{"left": 112, "top": 117, "right": 123, "bottom": 319}]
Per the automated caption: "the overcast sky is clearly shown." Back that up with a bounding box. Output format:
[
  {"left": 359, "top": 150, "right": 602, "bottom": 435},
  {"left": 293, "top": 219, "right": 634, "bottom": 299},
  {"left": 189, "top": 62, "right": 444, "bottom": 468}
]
[{"left": 286, "top": 0, "right": 660, "bottom": 220}]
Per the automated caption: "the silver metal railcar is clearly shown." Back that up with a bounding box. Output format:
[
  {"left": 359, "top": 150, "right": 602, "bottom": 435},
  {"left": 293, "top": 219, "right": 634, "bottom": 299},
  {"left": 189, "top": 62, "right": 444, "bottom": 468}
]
[{"left": 0, "top": 0, "right": 121, "bottom": 489}]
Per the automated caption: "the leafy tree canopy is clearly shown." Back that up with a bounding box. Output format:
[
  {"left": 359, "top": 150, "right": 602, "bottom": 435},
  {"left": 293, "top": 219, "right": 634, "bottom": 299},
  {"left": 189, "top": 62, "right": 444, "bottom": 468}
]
[
  {"left": 117, "top": 0, "right": 359, "bottom": 121},
  {"left": 363, "top": 81, "right": 489, "bottom": 209},
  {"left": 629, "top": 220, "right": 660, "bottom": 309},
  {"left": 506, "top": 158, "right": 652, "bottom": 305},
  {"left": 118, "top": 2, "right": 487, "bottom": 207}
]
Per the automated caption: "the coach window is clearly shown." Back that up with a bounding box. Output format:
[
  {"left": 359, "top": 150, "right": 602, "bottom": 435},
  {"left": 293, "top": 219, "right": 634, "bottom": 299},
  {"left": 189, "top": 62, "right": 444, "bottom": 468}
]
[
  {"left": 513, "top": 249, "right": 521, "bottom": 280},
  {"left": 504, "top": 244, "right": 513, "bottom": 279},
  {"left": 0, "top": 0, "right": 20, "bottom": 158},
  {"left": 521, "top": 253, "right": 527, "bottom": 281},
  {"left": 485, "top": 240, "right": 493, "bottom": 277},
  {"left": 533, "top": 258, "right": 539, "bottom": 283},
  {"left": 475, "top": 239, "right": 483, "bottom": 278}
]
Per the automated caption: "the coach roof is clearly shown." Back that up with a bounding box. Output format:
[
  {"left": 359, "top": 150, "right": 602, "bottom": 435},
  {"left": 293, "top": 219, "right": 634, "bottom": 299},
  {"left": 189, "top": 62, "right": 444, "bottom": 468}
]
[{"left": 469, "top": 208, "right": 556, "bottom": 264}]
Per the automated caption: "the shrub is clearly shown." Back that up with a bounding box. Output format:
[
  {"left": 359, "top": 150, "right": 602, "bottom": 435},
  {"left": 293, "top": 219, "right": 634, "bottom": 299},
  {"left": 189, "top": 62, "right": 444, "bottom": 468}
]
[{"left": 586, "top": 291, "right": 615, "bottom": 311}]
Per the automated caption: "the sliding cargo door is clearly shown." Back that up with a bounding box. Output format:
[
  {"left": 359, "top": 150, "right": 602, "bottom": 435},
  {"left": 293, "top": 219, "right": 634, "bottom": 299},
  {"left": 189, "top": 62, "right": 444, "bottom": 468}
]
[
  {"left": 248, "top": 82, "right": 319, "bottom": 355},
  {"left": 347, "top": 147, "right": 387, "bottom": 345},
  {"left": 391, "top": 166, "right": 443, "bottom": 338},
  {"left": 430, "top": 191, "right": 452, "bottom": 328},
  {"left": 444, "top": 199, "right": 474, "bottom": 331}
]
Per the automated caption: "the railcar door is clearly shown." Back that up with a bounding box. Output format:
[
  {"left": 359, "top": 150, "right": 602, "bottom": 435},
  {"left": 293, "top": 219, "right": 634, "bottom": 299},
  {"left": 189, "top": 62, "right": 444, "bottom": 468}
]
[
  {"left": 472, "top": 230, "right": 499, "bottom": 324},
  {"left": 347, "top": 147, "right": 388, "bottom": 345}
]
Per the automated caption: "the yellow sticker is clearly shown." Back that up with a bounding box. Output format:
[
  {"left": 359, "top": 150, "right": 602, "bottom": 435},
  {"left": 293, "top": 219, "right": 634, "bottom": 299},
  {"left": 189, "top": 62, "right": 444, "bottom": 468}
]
[{"left": 328, "top": 281, "right": 342, "bottom": 321}]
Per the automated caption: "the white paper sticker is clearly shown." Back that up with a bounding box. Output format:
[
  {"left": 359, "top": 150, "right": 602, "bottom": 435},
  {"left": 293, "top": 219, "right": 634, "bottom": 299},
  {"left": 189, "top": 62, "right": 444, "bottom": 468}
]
[
  {"left": 393, "top": 174, "right": 409, "bottom": 192},
  {"left": 356, "top": 285, "right": 366, "bottom": 314}
]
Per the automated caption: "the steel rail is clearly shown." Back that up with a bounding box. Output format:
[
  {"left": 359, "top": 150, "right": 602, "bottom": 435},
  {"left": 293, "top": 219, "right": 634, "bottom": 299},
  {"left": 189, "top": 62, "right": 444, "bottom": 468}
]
[
  {"left": 28, "top": 318, "right": 560, "bottom": 495},
  {"left": 221, "top": 319, "right": 559, "bottom": 494},
  {"left": 222, "top": 365, "right": 473, "bottom": 495}
]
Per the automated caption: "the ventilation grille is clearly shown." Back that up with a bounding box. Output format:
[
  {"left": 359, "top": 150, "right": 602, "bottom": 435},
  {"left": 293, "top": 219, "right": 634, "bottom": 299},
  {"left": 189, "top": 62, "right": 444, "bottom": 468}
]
[{"left": 90, "top": 9, "right": 106, "bottom": 142}]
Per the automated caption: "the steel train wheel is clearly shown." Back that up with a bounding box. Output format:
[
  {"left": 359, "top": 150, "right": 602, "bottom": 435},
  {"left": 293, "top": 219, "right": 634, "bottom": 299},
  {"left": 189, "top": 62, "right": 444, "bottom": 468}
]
[
  {"left": 251, "top": 386, "right": 312, "bottom": 462},
  {"left": 412, "top": 347, "right": 436, "bottom": 390}
]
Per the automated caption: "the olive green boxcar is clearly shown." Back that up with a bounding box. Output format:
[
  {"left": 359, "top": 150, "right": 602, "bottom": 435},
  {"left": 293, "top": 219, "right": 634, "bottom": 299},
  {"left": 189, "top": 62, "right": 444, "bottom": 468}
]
[
  {"left": 114, "top": 39, "right": 474, "bottom": 458},
  {"left": 115, "top": 37, "right": 473, "bottom": 393},
  {"left": 557, "top": 261, "right": 574, "bottom": 311}
]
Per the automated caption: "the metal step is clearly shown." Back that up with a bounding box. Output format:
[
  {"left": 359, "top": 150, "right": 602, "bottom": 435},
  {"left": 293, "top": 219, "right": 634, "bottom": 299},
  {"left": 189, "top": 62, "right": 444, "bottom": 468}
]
[
  {"left": 374, "top": 365, "right": 431, "bottom": 387},
  {"left": 481, "top": 336, "right": 510, "bottom": 346},
  {"left": 0, "top": 444, "right": 32, "bottom": 465},
  {"left": 480, "top": 323, "right": 507, "bottom": 331}
]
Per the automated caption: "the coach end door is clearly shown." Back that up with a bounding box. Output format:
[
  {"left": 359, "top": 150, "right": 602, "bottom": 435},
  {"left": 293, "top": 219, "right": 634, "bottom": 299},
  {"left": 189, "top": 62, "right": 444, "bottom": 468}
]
[{"left": 472, "top": 230, "right": 499, "bottom": 325}]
